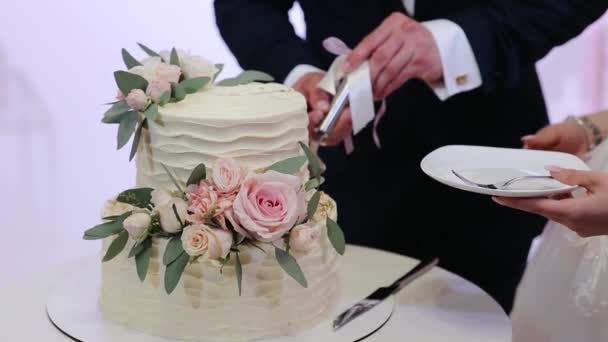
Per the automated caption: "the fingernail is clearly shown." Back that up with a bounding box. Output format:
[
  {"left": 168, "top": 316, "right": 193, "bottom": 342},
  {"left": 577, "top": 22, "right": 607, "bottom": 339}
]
[
  {"left": 545, "top": 165, "right": 563, "bottom": 173},
  {"left": 316, "top": 101, "right": 329, "bottom": 112},
  {"left": 521, "top": 135, "right": 535, "bottom": 141}
]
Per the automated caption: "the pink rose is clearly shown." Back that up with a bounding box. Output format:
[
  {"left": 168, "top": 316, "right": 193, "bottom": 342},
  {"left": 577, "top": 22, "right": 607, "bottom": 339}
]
[
  {"left": 290, "top": 223, "right": 321, "bottom": 253},
  {"left": 146, "top": 79, "right": 171, "bottom": 102},
  {"left": 187, "top": 181, "right": 219, "bottom": 224},
  {"left": 214, "top": 194, "right": 236, "bottom": 230},
  {"left": 212, "top": 158, "right": 246, "bottom": 195},
  {"left": 231, "top": 171, "right": 306, "bottom": 242},
  {"left": 181, "top": 224, "right": 233, "bottom": 260},
  {"left": 155, "top": 63, "right": 181, "bottom": 84},
  {"left": 125, "top": 89, "right": 148, "bottom": 111}
]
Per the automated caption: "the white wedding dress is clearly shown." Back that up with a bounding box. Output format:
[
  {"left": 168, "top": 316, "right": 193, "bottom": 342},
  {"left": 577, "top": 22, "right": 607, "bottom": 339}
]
[{"left": 511, "top": 139, "right": 608, "bottom": 342}]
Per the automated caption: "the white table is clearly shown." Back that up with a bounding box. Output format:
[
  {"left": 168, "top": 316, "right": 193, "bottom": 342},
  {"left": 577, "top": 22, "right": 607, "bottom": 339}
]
[{"left": 0, "top": 245, "right": 511, "bottom": 341}]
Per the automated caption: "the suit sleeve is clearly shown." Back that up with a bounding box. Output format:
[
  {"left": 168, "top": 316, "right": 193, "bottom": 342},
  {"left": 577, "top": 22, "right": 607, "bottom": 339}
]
[
  {"left": 447, "top": 1, "right": 606, "bottom": 93},
  {"left": 214, "top": 0, "right": 323, "bottom": 81}
]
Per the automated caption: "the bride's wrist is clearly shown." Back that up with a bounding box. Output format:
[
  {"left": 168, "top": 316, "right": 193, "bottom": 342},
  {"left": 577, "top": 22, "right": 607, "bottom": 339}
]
[{"left": 566, "top": 115, "right": 603, "bottom": 151}]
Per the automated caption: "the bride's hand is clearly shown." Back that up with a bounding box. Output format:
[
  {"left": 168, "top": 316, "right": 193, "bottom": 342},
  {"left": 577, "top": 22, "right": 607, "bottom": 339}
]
[
  {"left": 493, "top": 166, "right": 608, "bottom": 238},
  {"left": 521, "top": 121, "right": 588, "bottom": 157}
]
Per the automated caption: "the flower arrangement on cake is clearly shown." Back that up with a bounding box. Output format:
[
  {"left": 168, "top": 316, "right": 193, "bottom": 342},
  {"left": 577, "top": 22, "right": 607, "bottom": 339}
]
[{"left": 85, "top": 44, "right": 345, "bottom": 296}]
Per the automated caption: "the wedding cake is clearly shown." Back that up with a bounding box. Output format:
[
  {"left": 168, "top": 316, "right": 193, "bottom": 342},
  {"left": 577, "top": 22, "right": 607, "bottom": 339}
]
[{"left": 84, "top": 45, "right": 345, "bottom": 341}]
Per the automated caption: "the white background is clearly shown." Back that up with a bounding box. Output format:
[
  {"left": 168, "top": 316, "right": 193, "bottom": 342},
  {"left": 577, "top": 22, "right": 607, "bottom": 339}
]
[{"left": 0, "top": 1, "right": 605, "bottom": 283}]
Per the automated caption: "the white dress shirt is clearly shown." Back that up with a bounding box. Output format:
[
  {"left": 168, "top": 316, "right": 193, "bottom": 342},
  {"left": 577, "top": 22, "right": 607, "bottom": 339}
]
[{"left": 284, "top": 0, "right": 482, "bottom": 101}]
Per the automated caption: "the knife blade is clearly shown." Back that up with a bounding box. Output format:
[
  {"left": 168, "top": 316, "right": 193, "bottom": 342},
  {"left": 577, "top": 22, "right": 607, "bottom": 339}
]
[{"left": 332, "top": 257, "right": 439, "bottom": 331}]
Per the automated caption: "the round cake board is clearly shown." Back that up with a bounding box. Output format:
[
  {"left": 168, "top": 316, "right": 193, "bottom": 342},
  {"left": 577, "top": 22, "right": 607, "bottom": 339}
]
[{"left": 47, "top": 263, "right": 394, "bottom": 342}]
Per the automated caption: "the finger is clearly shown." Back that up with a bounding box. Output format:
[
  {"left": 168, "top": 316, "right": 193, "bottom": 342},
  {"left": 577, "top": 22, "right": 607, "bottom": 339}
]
[
  {"left": 369, "top": 35, "right": 404, "bottom": 88},
  {"left": 492, "top": 196, "right": 572, "bottom": 220},
  {"left": 308, "top": 110, "right": 324, "bottom": 133},
  {"left": 345, "top": 15, "right": 400, "bottom": 73},
  {"left": 521, "top": 127, "right": 559, "bottom": 150},
  {"left": 376, "top": 47, "right": 416, "bottom": 99},
  {"left": 323, "top": 109, "right": 353, "bottom": 146},
  {"left": 309, "top": 89, "right": 331, "bottom": 113},
  {"left": 546, "top": 166, "right": 604, "bottom": 191}
]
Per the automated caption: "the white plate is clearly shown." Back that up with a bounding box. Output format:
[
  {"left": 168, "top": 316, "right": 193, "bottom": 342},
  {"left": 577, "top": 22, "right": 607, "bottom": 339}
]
[
  {"left": 420, "top": 145, "right": 589, "bottom": 197},
  {"left": 46, "top": 264, "right": 395, "bottom": 342}
]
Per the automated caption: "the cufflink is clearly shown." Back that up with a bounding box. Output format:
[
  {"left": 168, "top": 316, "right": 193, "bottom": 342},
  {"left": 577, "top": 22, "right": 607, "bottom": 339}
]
[{"left": 456, "top": 75, "right": 468, "bottom": 86}]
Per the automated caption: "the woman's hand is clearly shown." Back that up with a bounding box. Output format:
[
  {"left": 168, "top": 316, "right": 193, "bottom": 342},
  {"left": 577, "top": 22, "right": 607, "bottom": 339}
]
[
  {"left": 522, "top": 121, "right": 588, "bottom": 157},
  {"left": 493, "top": 166, "right": 608, "bottom": 237}
]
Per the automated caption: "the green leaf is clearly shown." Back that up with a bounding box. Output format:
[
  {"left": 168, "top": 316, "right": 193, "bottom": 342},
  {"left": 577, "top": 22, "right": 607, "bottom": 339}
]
[
  {"left": 163, "top": 236, "right": 185, "bottom": 265},
  {"left": 235, "top": 70, "right": 274, "bottom": 83},
  {"left": 307, "top": 191, "right": 321, "bottom": 219},
  {"left": 102, "top": 230, "right": 129, "bottom": 262},
  {"left": 267, "top": 156, "right": 307, "bottom": 174},
  {"left": 137, "top": 42, "right": 160, "bottom": 57},
  {"left": 128, "top": 239, "right": 146, "bottom": 258},
  {"left": 275, "top": 247, "right": 307, "bottom": 288},
  {"left": 305, "top": 178, "right": 322, "bottom": 191},
  {"left": 121, "top": 48, "right": 141, "bottom": 69},
  {"left": 170, "top": 47, "right": 180, "bottom": 66},
  {"left": 158, "top": 91, "right": 171, "bottom": 106},
  {"left": 129, "top": 118, "right": 145, "bottom": 161},
  {"left": 172, "top": 203, "right": 185, "bottom": 228},
  {"left": 161, "top": 163, "right": 185, "bottom": 194},
  {"left": 135, "top": 238, "right": 153, "bottom": 281},
  {"left": 117, "top": 111, "right": 138, "bottom": 150},
  {"left": 83, "top": 214, "right": 130, "bottom": 240},
  {"left": 164, "top": 251, "right": 189, "bottom": 294},
  {"left": 180, "top": 77, "right": 210, "bottom": 94},
  {"left": 102, "top": 101, "right": 130, "bottom": 124},
  {"left": 299, "top": 142, "right": 322, "bottom": 178},
  {"left": 235, "top": 252, "right": 243, "bottom": 296},
  {"left": 116, "top": 188, "right": 154, "bottom": 208},
  {"left": 171, "top": 82, "right": 186, "bottom": 101},
  {"left": 213, "top": 64, "right": 224, "bottom": 81},
  {"left": 114, "top": 71, "right": 148, "bottom": 95},
  {"left": 144, "top": 103, "right": 160, "bottom": 121},
  {"left": 216, "top": 78, "right": 240, "bottom": 86},
  {"left": 186, "top": 163, "right": 207, "bottom": 186},
  {"left": 327, "top": 218, "right": 346, "bottom": 255}
]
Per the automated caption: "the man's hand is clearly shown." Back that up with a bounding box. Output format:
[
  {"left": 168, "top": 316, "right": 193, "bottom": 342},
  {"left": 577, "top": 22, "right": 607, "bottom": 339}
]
[
  {"left": 292, "top": 72, "right": 331, "bottom": 137},
  {"left": 522, "top": 121, "right": 589, "bottom": 157},
  {"left": 344, "top": 12, "right": 442, "bottom": 100},
  {"left": 494, "top": 167, "right": 608, "bottom": 238}
]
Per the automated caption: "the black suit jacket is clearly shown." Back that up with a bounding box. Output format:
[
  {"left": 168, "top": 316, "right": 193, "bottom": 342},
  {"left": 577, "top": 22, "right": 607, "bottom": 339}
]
[{"left": 215, "top": 0, "right": 606, "bottom": 311}]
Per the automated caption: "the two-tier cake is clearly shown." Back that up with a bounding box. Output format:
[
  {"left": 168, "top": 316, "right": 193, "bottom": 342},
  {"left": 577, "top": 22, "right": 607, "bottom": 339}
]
[{"left": 84, "top": 45, "right": 345, "bottom": 341}]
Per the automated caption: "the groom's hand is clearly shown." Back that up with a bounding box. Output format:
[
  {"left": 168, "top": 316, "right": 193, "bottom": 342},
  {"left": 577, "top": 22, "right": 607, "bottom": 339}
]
[
  {"left": 344, "top": 12, "right": 442, "bottom": 100},
  {"left": 292, "top": 72, "right": 331, "bottom": 138}
]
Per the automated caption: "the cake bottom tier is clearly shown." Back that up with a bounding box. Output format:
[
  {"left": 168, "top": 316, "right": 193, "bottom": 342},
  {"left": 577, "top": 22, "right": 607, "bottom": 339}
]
[{"left": 100, "top": 236, "right": 340, "bottom": 342}]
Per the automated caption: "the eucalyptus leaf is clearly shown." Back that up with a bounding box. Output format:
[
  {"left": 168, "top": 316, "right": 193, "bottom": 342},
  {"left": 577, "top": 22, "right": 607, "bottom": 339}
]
[
  {"left": 161, "top": 163, "right": 185, "bottom": 194},
  {"left": 116, "top": 187, "right": 154, "bottom": 208},
  {"left": 307, "top": 191, "right": 321, "bottom": 219},
  {"left": 128, "top": 239, "right": 146, "bottom": 258},
  {"left": 267, "top": 156, "right": 307, "bottom": 174},
  {"left": 172, "top": 203, "right": 185, "bottom": 228},
  {"left": 114, "top": 71, "right": 148, "bottom": 95},
  {"left": 102, "top": 101, "right": 130, "bottom": 124},
  {"left": 164, "top": 251, "right": 189, "bottom": 294},
  {"left": 187, "top": 163, "right": 207, "bottom": 186},
  {"left": 102, "top": 230, "right": 129, "bottom": 262},
  {"left": 144, "top": 103, "right": 160, "bottom": 121},
  {"left": 236, "top": 70, "right": 274, "bottom": 83},
  {"left": 170, "top": 47, "right": 180, "bottom": 66},
  {"left": 171, "top": 82, "right": 186, "bottom": 101},
  {"left": 298, "top": 142, "right": 321, "bottom": 178},
  {"left": 235, "top": 252, "right": 243, "bottom": 296},
  {"left": 83, "top": 213, "right": 129, "bottom": 240},
  {"left": 213, "top": 64, "right": 224, "bottom": 81},
  {"left": 129, "top": 118, "right": 145, "bottom": 161},
  {"left": 216, "top": 78, "right": 241, "bottom": 87},
  {"left": 327, "top": 218, "right": 346, "bottom": 255},
  {"left": 305, "top": 178, "right": 321, "bottom": 191},
  {"left": 121, "top": 48, "right": 141, "bottom": 69},
  {"left": 117, "top": 111, "right": 138, "bottom": 150},
  {"left": 163, "top": 236, "right": 185, "bottom": 266},
  {"left": 158, "top": 91, "right": 171, "bottom": 106},
  {"left": 275, "top": 247, "right": 307, "bottom": 288},
  {"left": 180, "top": 77, "right": 210, "bottom": 94},
  {"left": 137, "top": 42, "right": 160, "bottom": 57},
  {"left": 135, "top": 238, "right": 153, "bottom": 281}
]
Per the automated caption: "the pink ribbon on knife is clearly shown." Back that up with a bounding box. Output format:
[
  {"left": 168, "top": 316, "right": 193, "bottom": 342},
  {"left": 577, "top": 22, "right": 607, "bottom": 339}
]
[{"left": 318, "top": 37, "right": 386, "bottom": 153}]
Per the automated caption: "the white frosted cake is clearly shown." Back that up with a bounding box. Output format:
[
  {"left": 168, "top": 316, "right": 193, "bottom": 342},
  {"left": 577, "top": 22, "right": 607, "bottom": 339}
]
[{"left": 85, "top": 46, "right": 344, "bottom": 342}]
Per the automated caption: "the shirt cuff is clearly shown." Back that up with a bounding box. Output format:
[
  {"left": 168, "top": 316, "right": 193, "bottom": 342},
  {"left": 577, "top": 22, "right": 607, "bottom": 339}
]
[
  {"left": 284, "top": 64, "right": 325, "bottom": 87},
  {"left": 422, "top": 19, "right": 483, "bottom": 101}
]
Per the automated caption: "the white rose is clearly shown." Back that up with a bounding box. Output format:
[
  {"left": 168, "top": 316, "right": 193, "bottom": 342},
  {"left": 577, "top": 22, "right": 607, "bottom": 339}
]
[
  {"left": 157, "top": 198, "right": 188, "bottom": 234},
  {"left": 160, "top": 49, "right": 217, "bottom": 86},
  {"left": 125, "top": 89, "right": 148, "bottom": 111},
  {"left": 290, "top": 223, "right": 321, "bottom": 253},
  {"left": 129, "top": 56, "right": 163, "bottom": 82},
  {"left": 101, "top": 199, "right": 134, "bottom": 219},
  {"left": 146, "top": 79, "right": 171, "bottom": 102},
  {"left": 123, "top": 212, "right": 151, "bottom": 240},
  {"left": 151, "top": 189, "right": 173, "bottom": 207},
  {"left": 181, "top": 224, "right": 233, "bottom": 259}
]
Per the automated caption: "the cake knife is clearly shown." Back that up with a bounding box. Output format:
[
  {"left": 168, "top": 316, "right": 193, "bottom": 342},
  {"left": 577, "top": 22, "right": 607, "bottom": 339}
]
[
  {"left": 312, "top": 77, "right": 350, "bottom": 146},
  {"left": 332, "top": 257, "right": 439, "bottom": 331}
]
